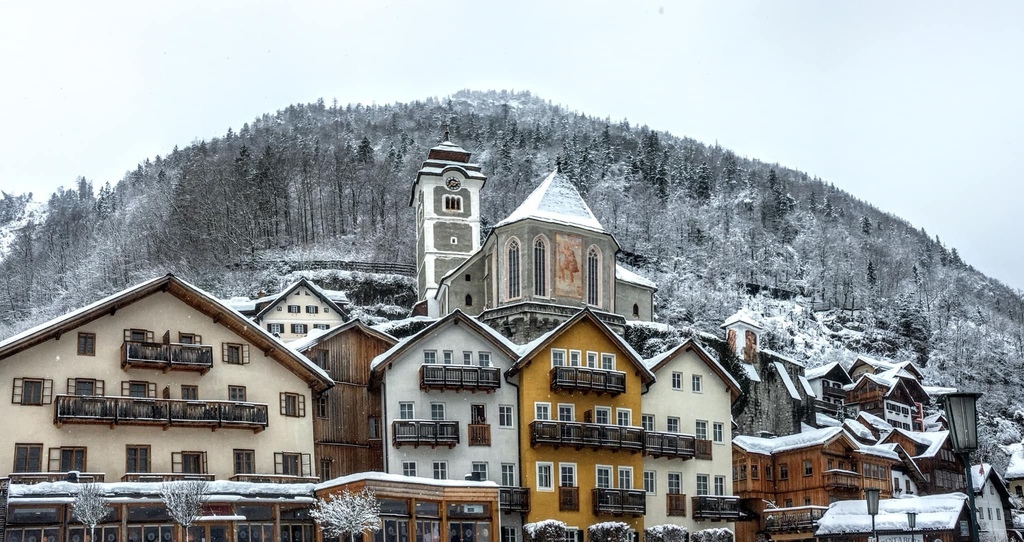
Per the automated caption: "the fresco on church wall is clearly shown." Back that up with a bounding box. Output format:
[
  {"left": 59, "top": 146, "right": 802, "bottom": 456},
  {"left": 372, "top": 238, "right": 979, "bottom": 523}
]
[{"left": 555, "top": 233, "right": 583, "bottom": 298}]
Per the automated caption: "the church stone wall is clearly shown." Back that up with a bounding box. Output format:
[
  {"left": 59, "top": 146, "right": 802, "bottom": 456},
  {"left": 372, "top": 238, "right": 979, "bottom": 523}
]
[{"left": 614, "top": 280, "right": 654, "bottom": 321}]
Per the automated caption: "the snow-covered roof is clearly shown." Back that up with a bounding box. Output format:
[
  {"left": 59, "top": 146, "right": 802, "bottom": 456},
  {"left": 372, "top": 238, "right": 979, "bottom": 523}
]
[
  {"left": 858, "top": 411, "right": 894, "bottom": 434},
  {"left": 254, "top": 278, "right": 348, "bottom": 321},
  {"left": 9, "top": 480, "right": 316, "bottom": 500},
  {"left": 1004, "top": 442, "right": 1024, "bottom": 480},
  {"left": 816, "top": 413, "right": 842, "bottom": 427},
  {"left": 287, "top": 319, "right": 397, "bottom": 353},
  {"left": 923, "top": 384, "right": 959, "bottom": 397},
  {"left": 773, "top": 362, "right": 803, "bottom": 401},
  {"left": 316, "top": 470, "right": 498, "bottom": 491},
  {"left": 797, "top": 375, "right": 816, "bottom": 398},
  {"left": 857, "top": 442, "right": 901, "bottom": 461},
  {"left": 740, "top": 362, "right": 761, "bottom": 382},
  {"left": 720, "top": 310, "right": 763, "bottom": 330},
  {"left": 892, "top": 429, "right": 949, "bottom": 459},
  {"left": 642, "top": 339, "right": 741, "bottom": 399},
  {"left": 844, "top": 419, "right": 876, "bottom": 442},
  {"left": 734, "top": 426, "right": 844, "bottom": 455},
  {"left": 971, "top": 463, "right": 1000, "bottom": 494},
  {"left": 369, "top": 310, "right": 520, "bottom": 372},
  {"left": 763, "top": 348, "right": 805, "bottom": 367},
  {"left": 494, "top": 170, "right": 605, "bottom": 233},
  {"left": 805, "top": 361, "right": 848, "bottom": 381},
  {"left": 615, "top": 264, "right": 657, "bottom": 290},
  {"left": 223, "top": 296, "right": 258, "bottom": 313},
  {"left": 815, "top": 494, "right": 967, "bottom": 536}
]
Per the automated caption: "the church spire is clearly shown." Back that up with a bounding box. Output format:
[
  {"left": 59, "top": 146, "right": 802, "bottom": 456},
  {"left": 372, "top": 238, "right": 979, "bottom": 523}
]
[{"left": 442, "top": 123, "right": 451, "bottom": 143}]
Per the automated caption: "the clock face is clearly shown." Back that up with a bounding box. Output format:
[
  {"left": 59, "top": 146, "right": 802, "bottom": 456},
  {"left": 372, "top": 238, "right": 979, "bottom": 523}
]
[{"left": 445, "top": 177, "right": 462, "bottom": 191}]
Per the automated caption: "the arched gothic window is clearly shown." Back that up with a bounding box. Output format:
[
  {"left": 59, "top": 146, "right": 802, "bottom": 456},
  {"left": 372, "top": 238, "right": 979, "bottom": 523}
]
[
  {"left": 507, "top": 238, "right": 521, "bottom": 299},
  {"left": 534, "top": 237, "right": 547, "bottom": 297},
  {"left": 587, "top": 246, "right": 600, "bottom": 306}
]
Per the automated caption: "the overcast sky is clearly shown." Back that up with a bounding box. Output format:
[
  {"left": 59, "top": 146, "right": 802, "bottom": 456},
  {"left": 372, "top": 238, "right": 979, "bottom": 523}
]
[{"left": 1, "top": 1, "right": 1022, "bottom": 290}]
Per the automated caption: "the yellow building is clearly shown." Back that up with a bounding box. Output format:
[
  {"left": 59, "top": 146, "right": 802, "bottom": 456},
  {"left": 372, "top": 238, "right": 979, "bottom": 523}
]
[{"left": 506, "top": 309, "right": 655, "bottom": 540}]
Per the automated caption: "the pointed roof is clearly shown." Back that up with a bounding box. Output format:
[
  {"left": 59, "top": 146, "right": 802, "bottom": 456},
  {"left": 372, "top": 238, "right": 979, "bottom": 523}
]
[
  {"left": 644, "top": 338, "right": 741, "bottom": 401},
  {"left": 0, "top": 274, "right": 334, "bottom": 392},
  {"left": 495, "top": 170, "right": 606, "bottom": 233},
  {"left": 253, "top": 277, "right": 348, "bottom": 322},
  {"left": 720, "top": 309, "right": 763, "bottom": 330},
  {"left": 804, "top": 361, "right": 852, "bottom": 384},
  {"left": 733, "top": 426, "right": 845, "bottom": 455}
]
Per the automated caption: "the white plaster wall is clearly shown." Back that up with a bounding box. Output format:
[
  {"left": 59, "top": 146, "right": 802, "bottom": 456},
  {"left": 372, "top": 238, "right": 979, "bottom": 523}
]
[
  {"left": 975, "top": 482, "right": 1008, "bottom": 542},
  {"left": 262, "top": 287, "right": 346, "bottom": 341}
]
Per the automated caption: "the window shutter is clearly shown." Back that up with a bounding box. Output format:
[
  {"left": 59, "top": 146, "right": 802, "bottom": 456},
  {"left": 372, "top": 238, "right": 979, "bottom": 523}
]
[
  {"left": 48, "top": 448, "right": 60, "bottom": 472},
  {"left": 121, "top": 381, "right": 130, "bottom": 396},
  {"left": 222, "top": 343, "right": 229, "bottom": 362},
  {"left": 171, "top": 452, "right": 183, "bottom": 473},
  {"left": 280, "top": 393, "right": 287, "bottom": 415},
  {"left": 201, "top": 452, "right": 208, "bottom": 474},
  {"left": 96, "top": 380, "right": 105, "bottom": 396},
  {"left": 302, "top": 453, "right": 312, "bottom": 477},
  {"left": 69, "top": 378, "right": 79, "bottom": 395},
  {"left": 298, "top": 395, "right": 306, "bottom": 417},
  {"left": 12, "top": 378, "right": 23, "bottom": 403},
  {"left": 43, "top": 379, "right": 53, "bottom": 404},
  {"left": 242, "top": 345, "right": 250, "bottom": 365},
  {"left": 162, "top": 330, "right": 170, "bottom": 344},
  {"left": 148, "top": 382, "right": 157, "bottom": 398},
  {"left": 124, "top": 329, "right": 132, "bottom": 342},
  {"left": 274, "top": 453, "right": 283, "bottom": 475},
  {"left": 584, "top": 410, "right": 593, "bottom": 423},
  {"left": 146, "top": 331, "right": 154, "bottom": 342},
  {"left": 195, "top": 334, "right": 202, "bottom": 344}
]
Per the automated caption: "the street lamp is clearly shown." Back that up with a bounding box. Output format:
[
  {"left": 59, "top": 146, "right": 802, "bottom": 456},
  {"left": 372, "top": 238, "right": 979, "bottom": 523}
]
[
  {"left": 865, "top": 487, "right": 880, "bottom": 542},
  {"left": 907, "top": 511, "right": 917, "bottom": 542},
  {"left": 943, "top": 392, "right": 983, "bottom": 542}
]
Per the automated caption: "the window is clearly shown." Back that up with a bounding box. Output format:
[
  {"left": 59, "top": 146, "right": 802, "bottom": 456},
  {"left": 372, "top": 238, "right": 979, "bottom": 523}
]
[
  {"left": 780, "top": 463, "right": 789, "bottom": 480},
  {"left": 463, "top": 351, "right": 473, "bottom": 365},
  {"left": 751, "top": 465, "right": 759, "bottom": 479},
  {"left": 368, "top": 416, "right": 381, "bottom": 439},
  {"left": 478, "top": 352, "right": 491, "bottom": 366},
  {"left": 127, "top": 329, "right": 152, "bottom": 342},
  {"left": 313, "top": 323, "right": 330, "bottom": 330},
  {"left": 178, "top": 333, "right": 200, "bottom": 344},
  {"left": 430, "top": 402, "right": 446, "bottom": 421},
  {"left": 501, "top": 528, "right": 518, "bottom": 542},
  {"left": 280, "top": 393, "right": 306, "bottom": 417},
  {"left": 402, "top": 461, "right": 417, "bottom": 477},
  {"left": 696, "top": 420, "right": 708, "bottom": 440},
  {"left": 537, "top": 463, "right": 553, "bottom": 491},
  {"left": 315, "top": 394, "right": 329, "bottom": 418},
  {"left": 443, "top": 194, "right": 463, "bottom": 212},
  {"left": 558, "top": 404, "right": 574, "bottom": 422},
  {"left": 671, "top": 372, "right": 683, "bottom": 390},
  {"left": 423, "top": 351, "right": 437, "bottom": 364},
  {"left": 692, "top": 374, "right": 703, "bottom": 393},
  {"left": 275, "top": 452, "right": 305, "bottom": 476},
  {"left": 641, "top": 414, "right": 654, "bottom": 431},
  {"left": 276, "top": 306, "right": 283, "bottom": 311},
  {"left": 320, "top": 459, "right": 331, "bottom": 482},
  {"left": 668, "top": 472, "right": 681, "bottom": 494},
  {"left": 77, "top": 333, "right": 96, "bottom": 356},
  {"left": 766, "top": 465, "right": 773, "bottom": 480},
  {"left": 714, "top": 476, "right": 726, "bottom": 496},
  {"left": 466, "top": 461, "right": 487, "bottom": 481},
  {"left": 618, "top": 467, "right": 633, "bottom": 489},
  {"left": 596, "top": 466, "right": 612, "bottom": 489},
  {"left": 126, "top": 445, "right": 151, "bottom": 473},
  {"left": 433, "top": 461, "right": 448, "bottom": 480},
  {"left": 69, "top": 378, "right": 103, "bottom": 396},
  {"left": 288, "top": 305, "right": 300, "bottom": 313},
  {"left": 122, "top": 380, "right": 155, "bottom": 398},
  {"left": 228, "top": 385, "right": 247, "bottom": 402},
  {"left": 534, "top": 403, "right": 550, "bottom": 421},
  {"left": 501, "top": 464, "right": 516, "bottom": 486},
  {"left": 223, "top": 343, "right": 248, "bottom": 364},
  {"left": 399, "top": 402, "right": 414, "bottom": 419},
  {"left": 633, "top": 304, "right": 640, "bottom": 317},
  {"left": 173, "top": 451, "right": 207, "bottom": 474},
  {"left": 465, "top": 294, "right": 473, "bottom": 306},
  {"left": 556, "top": 463, "right": 576, "bottom": 489},
  {"left": 51, "top": 447, "right": 86, "bottom": 476},
  {"left": 267, "top": 323, "right": 284, "bottom": 334},
  {"left": 568, "top": 350, "right": 581, "bottom": 366},
  {"left": 643, "top": 471, "right": 656, "bottom": 494},
  {"left": 12, "top": 378, "right": 51, "bottom": 405},
  {"left": 471, "top": 404, "right": 486, "bottom": 424},
  {"left": 534, "top": 237, "right": 547, "bottom": 297},
  {"left": 14, "top": 444, "right": 42, "bottom": 472},
  {"left": 803, "top": 459, "right": 813, "bottom": 476},
  {"left": 181, "top": 385, "right": 198, "bottom": 400},
  {"left": 595, "top": 407, "right": 610, "bottom": 425},
  {"left": 291, "top": 324, "right": 308, "bottom": 335},
  {"left": 616, "top": 408, "right": 631, "bottom": 427},
  {"left": 667, "top": 417, "right": 680, "bottom": 433},
  {"left": 551, "top": 349, "right": 566, "bottom": 367},
  {"left": 587, "top": 352, "right": 598, "bottom": 367},
  {"left": 696, "top": 474, "right": 709, "bottom": 496},
  {"left": 442, "top": 351, "right": 454, "bottom": 364},
  {"left": 499, "top": 405, "right": 514, "bottom": 428},
  {"left": 713, "top": 422, "right": 724, "bottom": 443},
  {"left": 305, "top": 306, "right": 319, "bottom": 314},
  {"left": 507, "top": 238, "right": 521, "bottom": 299},
  {"left": 586, "top": 246, "right": 600, "bottom": 305},
  {"left": 601, "top": 353, "right": 614, "bottom": 370},
  {"left": 233, "top": 449, "right": 255, "bottom": 474}
]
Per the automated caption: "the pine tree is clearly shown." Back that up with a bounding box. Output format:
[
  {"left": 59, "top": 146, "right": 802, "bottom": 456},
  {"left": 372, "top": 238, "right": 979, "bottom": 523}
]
[
  {"left": 694, "top": 161, "right": 713, "bottom": 205},
  {"left": 861, "top": 216, "right": 872, "bottom": 235}
]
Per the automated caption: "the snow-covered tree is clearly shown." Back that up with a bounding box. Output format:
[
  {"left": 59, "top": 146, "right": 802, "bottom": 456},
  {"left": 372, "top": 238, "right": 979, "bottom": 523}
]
[
  {"left": 160, "top": 481, "right": 209, "bottom": 534},
  {"left": 644, "top": 524, "right": 687, "bottom": 542},
  {"left": 587, "top": 522, "right": 630, "bottom": 542},
  {"left": 523, "top": 520, "right": 567, "bottom": 542},
  {"left": 309, "top": 488, "right": 381, "bottom": 539},
  {"left": 690, "top": 528, "right": 733, "bottom": 542},
  {"left": 72, "top": 483, "right": 112, "bottom": 542}
]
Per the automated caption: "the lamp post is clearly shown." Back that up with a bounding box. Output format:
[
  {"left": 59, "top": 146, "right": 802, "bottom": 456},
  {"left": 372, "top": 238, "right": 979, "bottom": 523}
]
[
  {"left": 907, "top": 511, "right": 917, "bottom": 542},
  {"left": 865, "top": 487, "right": 880, "bottom": 542},
  {"left": 943, "top": 392, "right": 983, "bottom": 542}
]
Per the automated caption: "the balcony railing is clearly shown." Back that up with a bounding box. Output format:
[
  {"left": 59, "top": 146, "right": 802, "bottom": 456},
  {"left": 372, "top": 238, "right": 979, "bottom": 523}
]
[
  {"left": 229, "top": 474, "right": 320, "bottom": 484},
  {"left": 691, "top": 496, "right": 740, "bottom": 520},
  {"left": 695, "top": 439, "right": 713, "bottom": 460},
  {"left": 824, "top": 471, "right": 862, "bottom": 490},
  {"left": 54, "top": 395, "right": 269, "bottom": 432},
  {"left": 814, "top": 399, "right": 844, "bottom": 417},
  {"left": 559, "top": 487, "right": 579, "bottom": 511},
  {"left": 8, "top": 472, "right": 105, "bottom": 484},
  {"left": 420, "top": 365, "right": 501, "bottom": 391},
  {"left": 392, "top": 420, "right": 460, "bottom": 447},
  {"left": 121, "top": 473, "right": 215, "bottom": 482},
  {"left": 592, "top": 488, "right": 646, "bottom": 516},
  {"left": 468, "top": 423, "right": 491, "bottom": 446},
  {"left": 645, "top": 431, "right": 696, "bottom": 460},
  {"left": 122, "top": 340, "right": 214, "bottom": 373},
  {"left": 667, "top": 494, "right": 687, "bottom": 517},
  {"left": 764, "top": 506, "right": 828, "bottom": 532},
  {"left": 499, "top": 487, "right": 530, "bottom": 513},
  {"left": 529, "top": 420, "right": 643, "bottom": 451},
  {"left": 549, "top": 367, "right": 626, "bottom": 395}
]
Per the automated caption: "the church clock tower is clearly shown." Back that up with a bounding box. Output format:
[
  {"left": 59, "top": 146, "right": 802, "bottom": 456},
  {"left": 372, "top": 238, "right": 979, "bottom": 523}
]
[{"left": 411, "top": 131, "right": 486, "bottom": 316}]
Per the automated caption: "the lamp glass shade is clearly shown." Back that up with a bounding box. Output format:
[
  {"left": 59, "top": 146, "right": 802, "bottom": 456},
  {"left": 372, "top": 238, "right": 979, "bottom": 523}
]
[
  {"left": 865, "top": 487, "right": 880, "bottom": 516},
  {"left": 943, "top": 392, "right": 982, "bottom": 453},
  {"left": 907, "top": 511, "right": 917, "bottom": 530}
]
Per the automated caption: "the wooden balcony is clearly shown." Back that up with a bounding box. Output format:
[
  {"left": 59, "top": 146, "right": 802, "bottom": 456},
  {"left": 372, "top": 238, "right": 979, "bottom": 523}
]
[
  {"left": 392, "top": 420, "right": 459, "bottom": 448},
  {"left": 549, "top": 367, "right": 626, "bottom": 395},
  {"left": 229, "top": 474, "right": 320, "bottom": 484},
  {"left": 691, "top": 496, "right": 740, "bottom": 520},
  {"left": 592, "top": 488, "right": 646, "bottom": 516},
  {"left": 468, "top": 423, "right": 491, "bottom": 446},
  {"left": 559, "top": 487, "right": 579, "bottom": 511},
  {"left": 695, "top": 439, "right": 713, "bottom": 460},
  {"left": 824, "top": 471, "right": 862, "bottom": 491},
  {"left": 666, "top": 494, "right": 687, "bottom": 517},
  {"left": 499, "top": 487, "right": 530, "bottom": 513},
  {"left": 644, "top": 431, "right": 696, "bottom": 460},
  {"left": 122, "top": 340, "right": 214, "bottom": 373},
  {"left": 8, "top": 472, "right": 105, "bottom": 484},
  {"left": 764, "top": 506, "right": 828, "bottom": 532},
  {"left": 121, "top": 473, "right": 215, "bottom": 482},
  {"left": 529, "top": 420, "right": 643, "bottom": 452},
  {"left": 420, "top": 365, "right": 501, "bottom": 392},
  {"left": 54, "top": 395, "right": 269, "bottom": 432},
  {"left": 814, "top": 399, "right": 844, "bottom": 417}
]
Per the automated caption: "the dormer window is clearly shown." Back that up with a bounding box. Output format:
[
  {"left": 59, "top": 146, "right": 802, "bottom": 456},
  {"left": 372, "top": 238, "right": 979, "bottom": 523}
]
[{"left": 443, "top": 195, "right": 463, "bottom": 212}]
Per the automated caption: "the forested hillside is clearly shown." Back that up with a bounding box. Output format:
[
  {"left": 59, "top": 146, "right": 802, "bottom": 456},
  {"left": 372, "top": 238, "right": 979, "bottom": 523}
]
[{"left": 1, "top": 89, "right": 1023, "bottom": 460}]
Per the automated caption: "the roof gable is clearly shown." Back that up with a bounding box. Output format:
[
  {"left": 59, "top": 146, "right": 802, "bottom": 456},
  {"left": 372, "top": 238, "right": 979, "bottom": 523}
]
[
  {"left": 254, "top": 278, "right": 348, "bottom": 322},
  {"left": 494, "top": 170, "right": 606, "bottom": 234},
  {"left": 290, "top": 319, "right": 397, "bottom": 353},
  {"left": 645, "top": 339, "right": 740, "bottom": 401}
]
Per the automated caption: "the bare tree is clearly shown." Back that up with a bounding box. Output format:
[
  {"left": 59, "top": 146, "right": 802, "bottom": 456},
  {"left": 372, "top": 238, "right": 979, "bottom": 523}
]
[
  {"left": 160, "top": 481, "right": 210, "bottom": 537},
  {"left": 72, "top": 483, "right": 112, "bottom": 542},
  {"left": 309, "top": 488, "right": 381, "bottom": 539}
]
